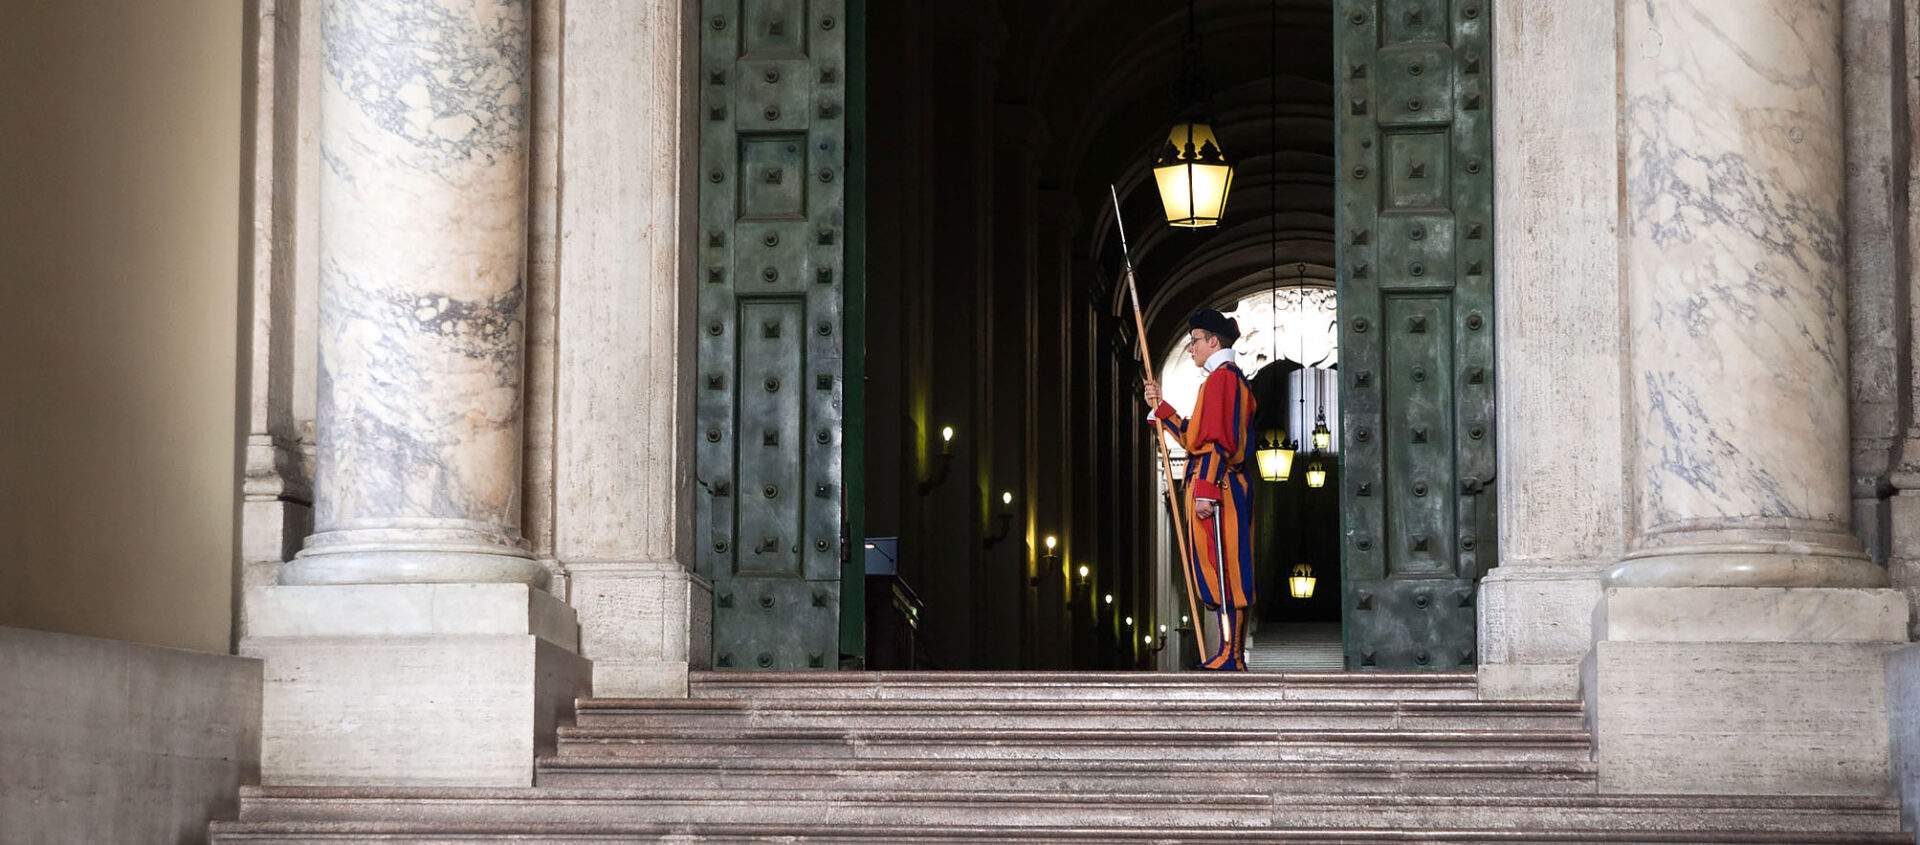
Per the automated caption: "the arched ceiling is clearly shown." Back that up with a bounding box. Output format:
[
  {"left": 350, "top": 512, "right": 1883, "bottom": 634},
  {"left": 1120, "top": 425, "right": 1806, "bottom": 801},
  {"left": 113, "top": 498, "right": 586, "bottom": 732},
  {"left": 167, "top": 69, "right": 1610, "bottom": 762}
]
[{"left": 995, "top": 0, "right": 1336, "bottom": 349}]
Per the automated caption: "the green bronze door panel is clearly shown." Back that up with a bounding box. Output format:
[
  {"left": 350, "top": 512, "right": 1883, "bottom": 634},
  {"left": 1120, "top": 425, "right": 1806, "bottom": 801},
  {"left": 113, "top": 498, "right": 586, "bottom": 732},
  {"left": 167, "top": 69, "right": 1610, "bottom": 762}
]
[
  {"left": 698, "top": 0, "right": 847, "bottom": 671},
  {"left": 1336, "top": 0, "right": 1494, "bottom": 671}
]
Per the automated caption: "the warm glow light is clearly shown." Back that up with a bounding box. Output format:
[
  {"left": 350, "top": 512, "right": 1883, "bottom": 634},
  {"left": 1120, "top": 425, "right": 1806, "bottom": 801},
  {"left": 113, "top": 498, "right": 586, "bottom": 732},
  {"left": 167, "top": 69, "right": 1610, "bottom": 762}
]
[
  {"left": 1077, "top": 564, "right": 1089, "bottom": 578},
  {"left": 1124, "top": 616, "right": 1134, "bottom": 627},
  {"left": 1104, "top": 594, "right": 1114, "bottom": 605},
  {"left": 1143, "top": 635, "right": 1154, "bottom": 646},
  {"left": 941, "top": 426, "right": 954, "bottom": 443},
  {"left": 1181, "top": 614, "right": 1190, "bottom": 624},
  {"left": 1305, "top": 458, "right": 1327, "bottom": 489},
  {"left": 1002, "top": 491, "right": 1013, "bottom": 506},
  {"left": 1159, "top": 624, "right": 1168, "bottom": 635},
  {"left": 1289, "top": 563, "right": 1318, "bottom": 599},
  {"left": 1044, "top": 535, "right": 1058, "bottom": 551},
  {"left": 1256, "top": 431, "right": 1295, "bottom": 482},
  {"left": 1153, "top": 122, "right": 1233, "bottom": 228},
  {"left": 864, "top": 543, "right": 875, "bottom": 549},
  {"left": 1312, "top": 418, "right": 1332, "bottom": 450}
]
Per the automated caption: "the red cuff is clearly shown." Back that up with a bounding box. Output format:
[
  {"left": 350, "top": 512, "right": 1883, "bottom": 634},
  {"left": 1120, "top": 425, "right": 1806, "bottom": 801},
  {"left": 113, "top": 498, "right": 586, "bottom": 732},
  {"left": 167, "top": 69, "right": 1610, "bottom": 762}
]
[
  {"left": 1191, "top": 479, "right": 1222, "bottom": 501},
  {"left": 1154, "top": 401, "right": 1177, "bottom": 420}
]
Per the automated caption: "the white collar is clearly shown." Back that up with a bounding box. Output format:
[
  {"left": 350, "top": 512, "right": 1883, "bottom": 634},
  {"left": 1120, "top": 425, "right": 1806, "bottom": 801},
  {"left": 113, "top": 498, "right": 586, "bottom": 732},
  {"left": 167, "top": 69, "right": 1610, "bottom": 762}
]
[{"left": 1203, "top": 347, "right": 1236, "bottom": 374}]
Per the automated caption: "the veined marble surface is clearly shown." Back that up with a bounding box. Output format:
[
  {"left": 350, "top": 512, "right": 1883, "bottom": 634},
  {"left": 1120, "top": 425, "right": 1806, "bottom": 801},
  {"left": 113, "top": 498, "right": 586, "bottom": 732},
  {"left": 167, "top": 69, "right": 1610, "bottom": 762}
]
[
  {"left": 293, "top": 0, "right": 538, "bottom": 585},
  {"left": 1623, "top": 1, "right": 1855, "bottom": 553}
]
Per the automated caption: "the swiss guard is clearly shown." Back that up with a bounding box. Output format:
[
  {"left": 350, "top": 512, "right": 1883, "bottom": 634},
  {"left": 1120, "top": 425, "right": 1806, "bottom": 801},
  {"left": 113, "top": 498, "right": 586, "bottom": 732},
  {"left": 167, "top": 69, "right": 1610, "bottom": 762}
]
[{"left": 1142, "top": 308, "right": 1259, "bottom": 670}]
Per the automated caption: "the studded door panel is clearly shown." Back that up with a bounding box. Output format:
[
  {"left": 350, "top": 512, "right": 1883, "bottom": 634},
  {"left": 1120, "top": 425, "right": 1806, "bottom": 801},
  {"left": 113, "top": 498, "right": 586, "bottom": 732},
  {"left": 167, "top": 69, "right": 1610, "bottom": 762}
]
[
  {"left": 697, "top": 0, "right": 847, "bottom": 671},
  {"left": 1336, "top": 0, "right": 1495, "bottom": 671}
]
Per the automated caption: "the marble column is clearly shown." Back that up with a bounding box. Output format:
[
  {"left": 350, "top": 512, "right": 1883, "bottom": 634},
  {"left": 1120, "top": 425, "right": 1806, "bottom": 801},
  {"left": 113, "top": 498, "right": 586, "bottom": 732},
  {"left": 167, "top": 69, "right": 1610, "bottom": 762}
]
[
  {"left": 1614, "top": 0, "right": 1880, "bottom": 589},
  {"left": 1585, "top": 0, "right": 1907, "bottom": 796},
  {"left": 246, "top": 0, "right": 588, "bottom": 787},
  {"left": 281, "top": 0, "right": 543, "bottom": 588}
]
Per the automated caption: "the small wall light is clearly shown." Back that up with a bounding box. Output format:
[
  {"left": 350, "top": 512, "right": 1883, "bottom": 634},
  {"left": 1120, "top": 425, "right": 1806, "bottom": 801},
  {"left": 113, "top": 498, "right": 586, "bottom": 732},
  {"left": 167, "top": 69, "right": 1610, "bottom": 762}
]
[
  {"left": 983, "top": 490, "right": 1016, "bottom": 549},
  {"left": 918, "top": 425, "right": 957, "bottom": 495},
  {"left": 1104, "top": 593, "right": 1114, "bottom": 605},
  {"left": 1032, "top": 535, "right": 1058, "bottom": 587}
]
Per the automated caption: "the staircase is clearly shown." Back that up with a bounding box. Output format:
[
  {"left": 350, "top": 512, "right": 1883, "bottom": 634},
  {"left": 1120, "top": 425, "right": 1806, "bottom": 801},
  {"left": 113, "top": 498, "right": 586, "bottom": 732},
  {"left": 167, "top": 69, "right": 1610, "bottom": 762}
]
[{"left": 210, "top": 672, "right": 1909, "bottom": 843}]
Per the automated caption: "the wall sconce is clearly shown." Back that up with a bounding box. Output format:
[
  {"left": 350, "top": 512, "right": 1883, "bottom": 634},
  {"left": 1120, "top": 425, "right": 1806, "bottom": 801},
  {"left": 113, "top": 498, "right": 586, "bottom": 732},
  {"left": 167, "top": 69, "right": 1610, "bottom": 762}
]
[
  {"left": 917, "top": 425, "right": 956, "bottom": 495},
  {"left": 1103, "top": 593, "right": 1114, "bottom": 607},
  {"left": 1032, "top": 535, "right": 1058, "bottom": 587},
  {"left": 1124, "top": 615, "right": 1134, "bottom": 628},
  {"left": 1075, "top": 564, "right": 1089, "bottom": 587},
  {"left": 1144, "top": 632, "right": 1166, "bottom": 654},
  {"left": 983, "top": 491, "right": 1015, "bottom": 549}
]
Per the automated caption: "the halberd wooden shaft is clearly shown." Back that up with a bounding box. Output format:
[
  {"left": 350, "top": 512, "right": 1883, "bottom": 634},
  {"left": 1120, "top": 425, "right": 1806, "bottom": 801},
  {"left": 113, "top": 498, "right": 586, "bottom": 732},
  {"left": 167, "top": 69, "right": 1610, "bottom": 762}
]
[{"left": 1110, "top": 185, "right": 1206, "bottom": 666}]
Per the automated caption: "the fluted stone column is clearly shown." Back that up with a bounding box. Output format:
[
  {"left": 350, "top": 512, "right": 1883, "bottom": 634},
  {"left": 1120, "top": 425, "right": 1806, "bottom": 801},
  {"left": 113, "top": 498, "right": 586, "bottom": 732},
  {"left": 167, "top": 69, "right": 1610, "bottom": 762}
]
[
  {"left": 282, "top": 0, "right": 543, "bottom": 588},
  {"left": 1586, "top": 0, "right": 1907, "bottom": 795},
  {"left": 245, "top": 0, "right": 588, "bottom": 787}
]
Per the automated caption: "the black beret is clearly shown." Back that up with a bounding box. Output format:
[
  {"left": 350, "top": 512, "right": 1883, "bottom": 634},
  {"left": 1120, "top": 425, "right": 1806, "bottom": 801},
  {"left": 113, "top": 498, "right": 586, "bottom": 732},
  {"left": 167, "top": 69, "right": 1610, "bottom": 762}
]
[{"left": 1189, "top": 309, "right": 1240, "bottom": 345}]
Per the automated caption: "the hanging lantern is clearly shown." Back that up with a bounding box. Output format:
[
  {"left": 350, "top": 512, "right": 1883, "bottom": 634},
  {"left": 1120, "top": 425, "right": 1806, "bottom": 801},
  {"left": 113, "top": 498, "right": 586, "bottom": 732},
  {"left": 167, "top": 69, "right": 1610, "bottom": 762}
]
[
  {"left": 1152, "top": 0, "right": 1232, "bottom": 229},
  {"left": 1255, "top": 430, "right": 1295, "bottom": 482},
  {"left": 1311, "top": 411, "right": 1331, "bottom": 451},
  {"left": 1154, "top": 122, "right": 1233, "bottom": 228},
  {"left": 1304, "top": 456, "right": 1327, "bottom": 489},
  {"left": 1289, "top": 563, "right": 1317, "bottom": 599}
]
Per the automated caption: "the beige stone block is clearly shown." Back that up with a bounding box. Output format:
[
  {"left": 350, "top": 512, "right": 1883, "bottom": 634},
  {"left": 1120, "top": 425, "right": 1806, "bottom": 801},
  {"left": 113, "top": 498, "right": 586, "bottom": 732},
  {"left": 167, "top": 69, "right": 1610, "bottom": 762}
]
[
  {"left": 1477, "top": 569, "right": 1601, "bottom": 700},
  {"left": 246, "top": 633, "right": 587, "bottom": 787},
  {"left": 1596, "top": 587, "right": 1908, "bottom": 643},
  {"left": 247, "top": 583, "right": 578, "bottom": 650},
  {"left": 1590, "top": 640, "right": 1898, "bottom": 795},
  {"left": 1889, "top": 644, "right": 1920, "bottom": 831},
  {"left": 569, "top": 561, "right": 711, "bottom": 697},
  {"left": 1, "top": 627, "right": 261, "bottom": 845}
]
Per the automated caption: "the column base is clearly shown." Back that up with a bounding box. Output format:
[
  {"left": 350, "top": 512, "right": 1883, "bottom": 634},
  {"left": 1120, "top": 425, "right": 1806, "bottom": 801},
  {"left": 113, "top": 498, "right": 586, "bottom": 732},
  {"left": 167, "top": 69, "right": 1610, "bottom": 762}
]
[
  {"left": 1584, "top": 586, "right": 1908, "bottom": 795},
  {"left": 566, "top": 560, "right": 712, "bottom": 697},
  {"left": 1607, "top": 541, "right": 1887, "bottom": 589},
  {"left": 242, "top": 584, "right": 589, "bottom": 787},
  {"left": 285, "top": 528, "right": 550, "bottom": 589},
  {"left": 1476, "top": 567, "right": 1602, "bottom": 700}
]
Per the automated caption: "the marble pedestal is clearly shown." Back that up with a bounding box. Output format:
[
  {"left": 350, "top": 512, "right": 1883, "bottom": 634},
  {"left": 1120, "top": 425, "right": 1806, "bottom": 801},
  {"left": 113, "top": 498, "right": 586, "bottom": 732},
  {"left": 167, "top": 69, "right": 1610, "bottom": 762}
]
[
  {"left": 1477, "top": 568, "right": 1602, "bottom": 700},
  {"left": 568, "top": 561, "right": 712, "bottom": 697},
  {"left": 242, "top": 584, "right": 590, "bottom": 787},
  {"left": 1583, "top": 587, "right": 1907, "bottom": 795}
]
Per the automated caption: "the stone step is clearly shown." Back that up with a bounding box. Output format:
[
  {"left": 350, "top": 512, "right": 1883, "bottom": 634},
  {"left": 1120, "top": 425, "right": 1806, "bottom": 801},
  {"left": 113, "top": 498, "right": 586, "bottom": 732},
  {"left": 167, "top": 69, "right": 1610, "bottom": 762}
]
[
  {"left": 209, "top": 820, "right": 1914, "bottom": 845},
  {"left": 552, "top": 725, "right": 1593, "bottom": 763},
  {"left": 217, "top": 788, "right": 1904, "bottom": 836},
  {"left": 230, "top": 785, "right": 1268, "bottom": 828},
  {"left": 534, "top": 755, "right": 1602, "bottom": 795},
  {"left": 688, "top": 670, "right": 1480, "bottom": 702},
  {"left": 573, "top": 696, "right": 1586, "bottom": 732}
]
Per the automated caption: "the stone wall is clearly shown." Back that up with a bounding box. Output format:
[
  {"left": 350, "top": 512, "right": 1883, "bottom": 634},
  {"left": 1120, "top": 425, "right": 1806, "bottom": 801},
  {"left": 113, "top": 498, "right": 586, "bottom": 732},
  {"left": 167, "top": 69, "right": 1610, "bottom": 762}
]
[
  {"left": 0, "top": 0, "right": 244, "bottom": 652},
  {"left": 0, "top": 627, "right": 262, "bottom": 845}
]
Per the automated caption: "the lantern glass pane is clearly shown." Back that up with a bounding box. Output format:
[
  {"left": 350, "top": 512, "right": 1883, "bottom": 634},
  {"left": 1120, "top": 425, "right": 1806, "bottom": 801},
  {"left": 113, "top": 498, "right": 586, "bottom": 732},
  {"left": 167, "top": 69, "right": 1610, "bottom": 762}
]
[
  {"left": 1153, "top": 122, "right": 1232, "bottom": 228},
  {"left": 1255, "top": 444, "right": 1294, "bottom": 482}
]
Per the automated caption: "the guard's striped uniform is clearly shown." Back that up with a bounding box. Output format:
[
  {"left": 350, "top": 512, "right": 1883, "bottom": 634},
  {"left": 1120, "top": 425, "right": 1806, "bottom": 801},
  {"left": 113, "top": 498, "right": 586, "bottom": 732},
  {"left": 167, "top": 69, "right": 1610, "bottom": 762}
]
[{"left": 1156, "top": 361, "right": 1258, "bottom": 668}]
